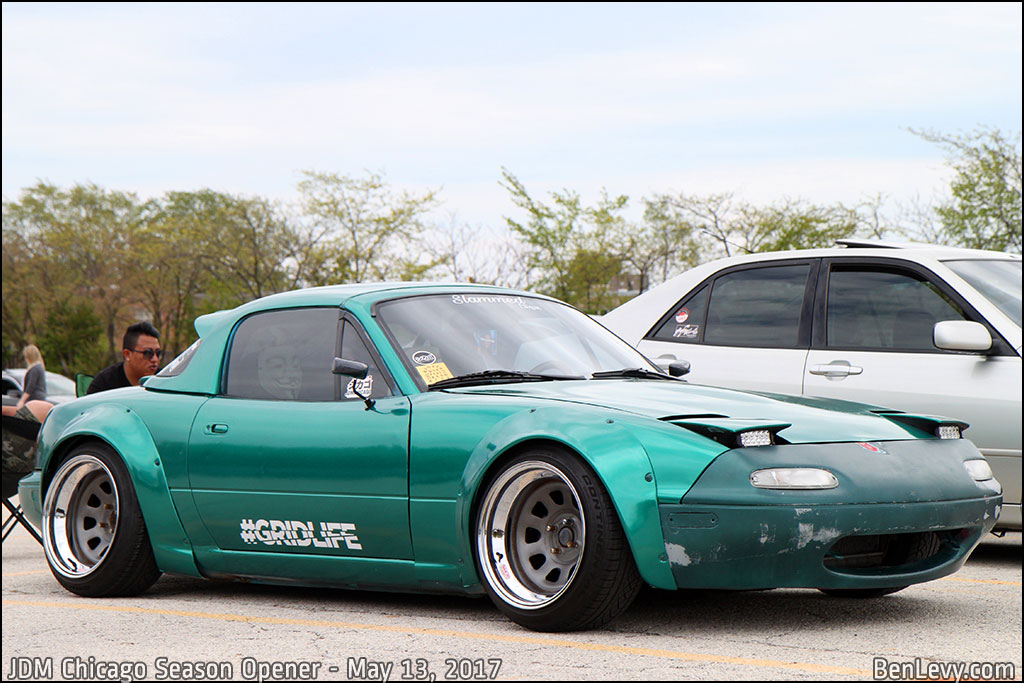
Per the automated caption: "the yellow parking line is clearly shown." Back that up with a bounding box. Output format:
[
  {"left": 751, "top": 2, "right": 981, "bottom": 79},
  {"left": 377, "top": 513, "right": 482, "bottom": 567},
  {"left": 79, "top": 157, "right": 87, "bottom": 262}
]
[
  {"left": 939, "top": 577, "right": 1021, "bottom": 587},
  {"left": 2, "top": 570, "right": 49, "bottom": 577},
  {"left": 2, "top": 599, "right": 871, "bottom": 677}
]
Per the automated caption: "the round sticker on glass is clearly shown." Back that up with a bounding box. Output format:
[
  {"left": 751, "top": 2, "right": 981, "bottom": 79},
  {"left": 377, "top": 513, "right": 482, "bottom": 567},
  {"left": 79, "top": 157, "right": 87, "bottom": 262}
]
[
  {"left": 674, "top": 308, "right": 689, "bottom": 324},
  {"left": 412, "top": 350, "right": 437, "bottom": 365}
]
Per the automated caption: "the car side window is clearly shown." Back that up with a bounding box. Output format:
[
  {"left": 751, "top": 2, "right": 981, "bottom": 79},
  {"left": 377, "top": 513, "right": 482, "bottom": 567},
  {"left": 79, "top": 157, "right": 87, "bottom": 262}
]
[
  {"left": 340, "top": 321, "right": 393, "bottom": 400},
  {"left": 703, "top": 265, "right": 811, "bottom": 348},
  {"left": 225, "top": 308, "right": 339, "bottom": 401},
  {"left": 826, "top": 267, "right": 969, "bottom": 351},
  {"left": 650, "top": 285, "right": 709, "bottom": 343}
]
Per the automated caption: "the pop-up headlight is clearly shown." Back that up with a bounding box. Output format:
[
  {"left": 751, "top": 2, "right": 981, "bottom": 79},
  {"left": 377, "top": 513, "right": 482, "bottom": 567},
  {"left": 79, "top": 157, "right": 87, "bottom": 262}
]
[{"left": 738, "top": 429, "right": 773, "bottom": 448}]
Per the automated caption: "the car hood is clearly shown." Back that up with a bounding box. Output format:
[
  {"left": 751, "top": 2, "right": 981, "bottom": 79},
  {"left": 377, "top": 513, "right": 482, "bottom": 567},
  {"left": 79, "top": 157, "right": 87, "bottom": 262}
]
[{"left": 444, "top": 379, "right": 947, "bottom": 444}]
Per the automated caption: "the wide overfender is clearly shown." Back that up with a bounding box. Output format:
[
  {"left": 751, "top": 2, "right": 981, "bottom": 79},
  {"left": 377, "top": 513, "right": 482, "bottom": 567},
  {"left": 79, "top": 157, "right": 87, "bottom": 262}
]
[
  {"left": 456, "top": 403, "right": 718, "bottom": 591},
  {"left": 38, "top": 403, "right": 201, "bottom": 578}
]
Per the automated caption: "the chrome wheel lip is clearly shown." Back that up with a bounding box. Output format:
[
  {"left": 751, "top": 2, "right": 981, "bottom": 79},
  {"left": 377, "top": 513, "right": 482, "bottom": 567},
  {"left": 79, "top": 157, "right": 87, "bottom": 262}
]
[
  {"left": 43, "top": 454, "right": 120, "bottom": 579},
  {"left": 477, "top": 460, "right": 586, "bottom": 610}
]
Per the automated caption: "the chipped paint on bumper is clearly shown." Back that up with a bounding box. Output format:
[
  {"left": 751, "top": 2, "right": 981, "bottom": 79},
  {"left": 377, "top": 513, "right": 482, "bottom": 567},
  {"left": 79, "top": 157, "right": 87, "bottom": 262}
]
[{"left": 659, "top": 497, "right": 998, "bottom": 590}]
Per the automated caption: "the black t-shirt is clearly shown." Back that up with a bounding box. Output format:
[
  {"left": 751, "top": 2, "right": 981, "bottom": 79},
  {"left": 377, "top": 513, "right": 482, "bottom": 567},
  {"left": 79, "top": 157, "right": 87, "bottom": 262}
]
[
  {"left": 22, "top": 364, "right": 47, "bottom": 401},
  {"left": 86, "top": 362, "right": 131, "bottom": 395}
]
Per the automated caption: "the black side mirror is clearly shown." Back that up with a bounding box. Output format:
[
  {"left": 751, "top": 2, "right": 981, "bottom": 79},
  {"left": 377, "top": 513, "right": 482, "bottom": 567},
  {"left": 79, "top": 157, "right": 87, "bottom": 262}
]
[
  {"left": 668, "top": 361, "right": 691, "bottom": 377},
  {"left": 332, "top": 358, "right": 374, "bottom": 410},
  {"left": 332, "top": 358, "right": 368, "bottom": 379}
]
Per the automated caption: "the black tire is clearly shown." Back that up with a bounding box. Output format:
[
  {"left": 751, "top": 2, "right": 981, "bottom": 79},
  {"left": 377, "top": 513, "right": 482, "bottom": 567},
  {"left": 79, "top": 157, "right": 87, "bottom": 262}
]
[
  {"left": 474, "top": 447, "right": 642, "bottom": 631},
  {"left": 819, "top": 531, "right": 943, "bottom": 599},
  {"left": 42, "top": 442, "right": 161, "bottom": 597}
]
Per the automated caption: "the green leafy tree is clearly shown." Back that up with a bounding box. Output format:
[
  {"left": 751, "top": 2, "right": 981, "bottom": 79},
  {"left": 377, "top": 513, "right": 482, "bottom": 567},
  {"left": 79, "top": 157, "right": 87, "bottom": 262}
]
[
  {"left": 2, "top": 181, "right": 146, "bottom": 363},
  {"left": 912, "top": 127, "right": 1022, "bottom": 253},
  {"left": 501, "top": 168, "right": 626, "bottom": 312},
  {"left": 36, "top": 298, "right": 106, "bottom": 377},
  {"left": 647, "top": 191, "right": 859, "bottom": 257},
  {"left": 297, "top": 170, "right": 440, "bottom": 283}
]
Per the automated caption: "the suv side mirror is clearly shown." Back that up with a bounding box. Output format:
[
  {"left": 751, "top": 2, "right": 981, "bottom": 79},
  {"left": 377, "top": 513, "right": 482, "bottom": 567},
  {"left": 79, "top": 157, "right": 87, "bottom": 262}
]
[
  {"left": 668, "top": 361, "right": 691, "bottom": 377},
  {"left": 933, "top": 321, "right": 992, "bottom": 352}
]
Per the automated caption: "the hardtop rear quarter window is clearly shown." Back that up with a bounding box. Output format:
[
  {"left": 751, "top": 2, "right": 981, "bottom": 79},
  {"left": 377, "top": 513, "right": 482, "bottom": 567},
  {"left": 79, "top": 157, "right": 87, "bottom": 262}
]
[{"left": 156, "top": 339, "right": 201, "bottom": 377}]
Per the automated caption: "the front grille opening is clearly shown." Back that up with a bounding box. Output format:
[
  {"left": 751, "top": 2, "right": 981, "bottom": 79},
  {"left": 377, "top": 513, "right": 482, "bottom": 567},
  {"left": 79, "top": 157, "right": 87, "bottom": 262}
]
[{"left": 823, "top": 530, "right": 963, "bottom": 573}]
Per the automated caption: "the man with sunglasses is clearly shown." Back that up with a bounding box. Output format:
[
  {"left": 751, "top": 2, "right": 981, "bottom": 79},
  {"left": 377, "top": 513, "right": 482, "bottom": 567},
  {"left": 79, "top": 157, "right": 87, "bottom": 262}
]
[{"left": 87, "top": 321, "right": 163, "bottom": 395}]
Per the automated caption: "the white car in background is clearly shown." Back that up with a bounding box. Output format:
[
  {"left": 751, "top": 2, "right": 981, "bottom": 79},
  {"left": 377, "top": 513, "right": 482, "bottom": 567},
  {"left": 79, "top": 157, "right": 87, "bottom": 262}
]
[
  {"left": 602, "top": 240, "right": 1022, "bottom": 531},
  {"left": 2, "top": 368, "right": 78, "bottom": 406}
]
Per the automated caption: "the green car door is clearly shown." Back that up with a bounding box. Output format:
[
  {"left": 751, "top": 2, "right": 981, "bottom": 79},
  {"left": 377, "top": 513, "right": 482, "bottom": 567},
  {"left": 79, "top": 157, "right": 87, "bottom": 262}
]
[{"left": 186, "top": 309, "right": 413, "bottom": 562}]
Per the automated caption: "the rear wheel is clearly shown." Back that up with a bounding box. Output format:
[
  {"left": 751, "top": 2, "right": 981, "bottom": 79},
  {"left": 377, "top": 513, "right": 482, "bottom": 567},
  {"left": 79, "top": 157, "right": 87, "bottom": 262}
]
[
  {"left": 475, "top": 448, "right": 642, "bottom": 631},
  {"left": 42, "top": 442, "right": 160, "bottom": 597}
]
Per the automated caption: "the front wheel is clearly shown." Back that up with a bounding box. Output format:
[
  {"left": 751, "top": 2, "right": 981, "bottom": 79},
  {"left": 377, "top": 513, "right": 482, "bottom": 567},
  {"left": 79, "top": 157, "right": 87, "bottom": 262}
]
[
  {"left": 42, "top": 442, "right": 161, "bottom": 597},
  {"left": 475, "top": 448, "right": 642, "bottom": 631}
]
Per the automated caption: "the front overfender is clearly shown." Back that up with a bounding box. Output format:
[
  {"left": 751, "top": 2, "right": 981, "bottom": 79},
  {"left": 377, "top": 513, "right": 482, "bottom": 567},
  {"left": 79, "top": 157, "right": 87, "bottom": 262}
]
[
  {"left": 457, "top": 405, "right": 678, "bottom": 590},
  {"left": 42, "top": 403, "right": 201, "bottom": 578}
]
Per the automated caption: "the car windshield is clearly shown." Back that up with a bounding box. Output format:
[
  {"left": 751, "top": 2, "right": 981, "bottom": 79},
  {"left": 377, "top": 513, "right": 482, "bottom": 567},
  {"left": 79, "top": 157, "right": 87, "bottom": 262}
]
[
  {"left": 943, "top": 259, "right": 1022, "bottom": 327},
  {"left": 376, "top": 293, "right": 659, "bottom": 388}
]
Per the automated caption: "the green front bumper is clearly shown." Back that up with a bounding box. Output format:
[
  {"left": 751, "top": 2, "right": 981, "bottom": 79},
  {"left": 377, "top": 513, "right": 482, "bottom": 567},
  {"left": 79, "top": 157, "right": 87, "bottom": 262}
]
[{"left": 659, "top": 496, "right": 997, "bottom": 590}]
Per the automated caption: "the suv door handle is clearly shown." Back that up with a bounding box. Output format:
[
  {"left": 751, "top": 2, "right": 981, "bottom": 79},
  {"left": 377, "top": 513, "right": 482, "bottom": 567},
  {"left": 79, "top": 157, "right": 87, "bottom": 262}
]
[
  {"left": 204, "top": 423, "right": 229, "bottom": 434},
  {"left": 809, "top": 361, "right": 863, "bottom": 378}
]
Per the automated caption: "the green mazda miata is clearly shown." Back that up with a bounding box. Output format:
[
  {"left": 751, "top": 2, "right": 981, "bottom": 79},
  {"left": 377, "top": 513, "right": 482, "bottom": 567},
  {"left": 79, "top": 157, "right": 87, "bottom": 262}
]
[{"left": 19, "top": 283, "right": 1002, "bottom": 632}]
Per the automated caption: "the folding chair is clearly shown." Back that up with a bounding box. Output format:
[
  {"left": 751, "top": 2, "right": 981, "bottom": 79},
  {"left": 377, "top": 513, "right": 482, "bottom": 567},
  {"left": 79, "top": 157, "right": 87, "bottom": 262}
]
[
  {"left": 2, "top": 414, "right": 44, "bottom": 545},
  {"left": 76, "top": 373, "right": 94, "bottom": 398}
]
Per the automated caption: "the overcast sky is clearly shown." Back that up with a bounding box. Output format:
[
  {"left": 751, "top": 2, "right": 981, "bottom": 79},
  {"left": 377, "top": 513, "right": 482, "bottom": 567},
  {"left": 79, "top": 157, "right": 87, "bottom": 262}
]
[{"left": 3, "top": 2, "right": 1021, "bottom": 228}]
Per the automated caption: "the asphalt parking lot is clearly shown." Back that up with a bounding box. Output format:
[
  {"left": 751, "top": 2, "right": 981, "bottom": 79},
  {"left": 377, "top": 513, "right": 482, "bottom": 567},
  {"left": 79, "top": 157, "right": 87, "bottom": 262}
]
[{"left": 2, "top": 516, "right": 1020, "bottom": 681}]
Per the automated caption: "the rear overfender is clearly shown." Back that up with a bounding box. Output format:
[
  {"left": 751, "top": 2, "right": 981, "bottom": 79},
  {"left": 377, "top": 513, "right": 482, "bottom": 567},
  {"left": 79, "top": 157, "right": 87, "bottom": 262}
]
[{"left": 42, "top": 403, "right": 201, "bottom": 577}]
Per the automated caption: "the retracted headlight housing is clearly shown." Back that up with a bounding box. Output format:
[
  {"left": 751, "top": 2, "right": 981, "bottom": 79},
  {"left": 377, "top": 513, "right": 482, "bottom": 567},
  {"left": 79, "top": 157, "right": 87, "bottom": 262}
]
[
  {"left": 875, "top": 411, "right": 968, "bottom": 440},
  {"left": 750, "top": 468, "right": 839, "bottom": 490},
  {"left": 738, "top": 429, "right": 773, "bottom": 448},
  {"left": 665, "top": 417, "right": 791, "bottom": 449}
]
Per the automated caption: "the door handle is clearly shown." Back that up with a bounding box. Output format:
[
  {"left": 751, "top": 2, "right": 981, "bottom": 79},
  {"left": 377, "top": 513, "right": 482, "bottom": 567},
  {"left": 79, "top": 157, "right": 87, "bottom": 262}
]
[
  {"left": 204, "top": 423, "right": 229, "bottom": 434},
  {"left": 809, "top": 362, "right": 863, "bottom": 378}
]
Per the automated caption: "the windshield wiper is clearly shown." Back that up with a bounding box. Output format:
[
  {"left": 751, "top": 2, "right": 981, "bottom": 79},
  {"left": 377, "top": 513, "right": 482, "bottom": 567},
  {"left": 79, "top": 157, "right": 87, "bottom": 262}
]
[
  {"left": 591, "top": 367, "right": 681, "bottom": 381},
  {"left": 429, "top": 369, "right": 584, "bottom": 390}
]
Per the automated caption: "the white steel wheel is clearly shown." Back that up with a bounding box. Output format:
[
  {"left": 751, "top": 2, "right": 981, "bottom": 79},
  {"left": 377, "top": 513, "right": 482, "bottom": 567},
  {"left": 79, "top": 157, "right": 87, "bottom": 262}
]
[
  {"left": 44, "top": 454, "right": 119, "bottom": 578},
  {"left": 475, "top": 448, "right": 642, "bottom": 632},
  {"left": 42, "top": 443, "right": 160, "bottom": 597},
  {"left": 477, "top": 460, "right": 585, "bottom": 608}
]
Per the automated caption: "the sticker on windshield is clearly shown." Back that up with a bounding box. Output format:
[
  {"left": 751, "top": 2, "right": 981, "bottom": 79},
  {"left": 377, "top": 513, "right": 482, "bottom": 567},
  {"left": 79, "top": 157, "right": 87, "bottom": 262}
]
[
  {"left": 451, "top": 294, "right": 540, "bottom": 310},
  {"left": 674, "top": 308, "right": 689, "bottom": 324},
  {"left": 345, "top": 375, "right": 373, "bottom": 399},
  {"left": 416, "top": 362, "right": 454, "bottom": 385},
  {"left": 412, "top": 350, "right": 437, "bottom": 365}
]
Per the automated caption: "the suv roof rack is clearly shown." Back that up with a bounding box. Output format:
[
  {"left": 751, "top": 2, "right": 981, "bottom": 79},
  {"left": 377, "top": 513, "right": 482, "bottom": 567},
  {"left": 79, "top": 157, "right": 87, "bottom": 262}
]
[{"left": 835, "top": 238, "right": 956, "bottom": 250}]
